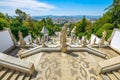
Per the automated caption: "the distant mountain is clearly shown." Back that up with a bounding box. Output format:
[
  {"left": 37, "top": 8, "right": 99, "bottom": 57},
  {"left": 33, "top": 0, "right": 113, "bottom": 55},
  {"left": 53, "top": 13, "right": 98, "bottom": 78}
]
[
  {"left": 32, "top": 15, "right": 100, "bottom": 20},
  {"left": 32, "top": 15, "right": 101, "bottom": 24}
]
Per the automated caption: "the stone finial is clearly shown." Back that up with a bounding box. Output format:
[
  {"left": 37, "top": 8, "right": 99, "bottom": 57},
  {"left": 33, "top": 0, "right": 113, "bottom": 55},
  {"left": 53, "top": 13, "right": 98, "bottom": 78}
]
[{"left": 18, "top": 31, "right": 25, "bottom": 49}]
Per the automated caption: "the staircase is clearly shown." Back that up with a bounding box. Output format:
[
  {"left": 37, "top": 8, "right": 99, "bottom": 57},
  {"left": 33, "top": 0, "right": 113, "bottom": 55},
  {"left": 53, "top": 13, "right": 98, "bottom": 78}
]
[
  {"left": 0, "top": 52, "right": 37, "bottom": 80},
  {"left": 101, "top": 70, "right": 120, "bottom": 80},
  {"left": 0, "top": 66, "right": 36, "bottom": 80},
  {"left": 99, "top": 56, "right": 120, "bottom": 80}
]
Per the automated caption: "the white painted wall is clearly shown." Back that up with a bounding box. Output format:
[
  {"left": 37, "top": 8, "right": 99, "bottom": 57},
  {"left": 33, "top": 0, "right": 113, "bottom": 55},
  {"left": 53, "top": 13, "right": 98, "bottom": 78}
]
[
  {"left": 90, "top": 34, "right": 100, "bottom": 44},
  {"left": 0, "top": 30, "right": 14, "bottom": 52},
  {"left": 24, "top": 35, "right": 32, "bottom": 44},
  {"left": 110, "top": 30, "right": 120, "bottom": 51}
]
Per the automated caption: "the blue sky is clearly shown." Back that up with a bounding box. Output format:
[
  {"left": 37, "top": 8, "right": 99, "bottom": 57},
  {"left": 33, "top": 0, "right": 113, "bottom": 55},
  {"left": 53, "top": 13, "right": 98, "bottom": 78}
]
[{"left": 0, "top": 0, "right": 113, "bottom": 16}]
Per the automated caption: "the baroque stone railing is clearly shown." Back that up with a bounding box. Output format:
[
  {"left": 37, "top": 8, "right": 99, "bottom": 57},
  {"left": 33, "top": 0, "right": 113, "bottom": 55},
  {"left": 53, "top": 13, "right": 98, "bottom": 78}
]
[
  {"left": 18, "top": 46, "right": 107, "bottom": 59},
  {"left": 99, "top": 56, "right": 120, "bottom": 73},
  {"left": 0, "top": 52, "right": 35, "bottom": 74}
]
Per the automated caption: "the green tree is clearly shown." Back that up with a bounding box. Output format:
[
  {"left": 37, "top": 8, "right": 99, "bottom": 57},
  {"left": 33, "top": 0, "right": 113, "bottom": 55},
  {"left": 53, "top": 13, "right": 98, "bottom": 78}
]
[
  {"left": 0, "top": 18, "right": 8, "bottom": 30},
  {"left": 106, "top": 0, "right": 120, "bottom": 26}
]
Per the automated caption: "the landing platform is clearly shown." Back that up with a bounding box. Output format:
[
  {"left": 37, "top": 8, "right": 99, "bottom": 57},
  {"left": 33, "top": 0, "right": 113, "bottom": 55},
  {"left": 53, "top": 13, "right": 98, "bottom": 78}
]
[
  {"left": 35, "top": 52, "right": 99, "bottom": 80},
  {"left": 20, "top": 47, "right": 120, "bottom": 80}
]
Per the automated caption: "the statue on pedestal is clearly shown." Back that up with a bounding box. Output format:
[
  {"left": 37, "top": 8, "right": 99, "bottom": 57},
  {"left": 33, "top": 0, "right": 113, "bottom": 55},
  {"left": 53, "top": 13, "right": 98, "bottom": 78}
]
[
  {"left": 107, "top": 37, "right": 112, "bottom": 45},
  {"left": 35, "top": 35, "right": 39, "bottom": 45},
  {"left": 81, "top": 36, "right": 88, "bottom": 47},
  {"left": 18, "top": 31, "right": 25, "bottom": 49},
  {"left": 41, "top": 37, "right": 46, "bottom": 47},
  {"left": 60, "top": 25, "right": 67, "bottom": 53},
  {"left": 92, "top": 37, "right": 96, "bottom": 45},
  {"left": 99, "top": 30, "right": 107, "bottom": 47},
  {"left": 71, "top": 26, "right": 76, "bottom": 44},
  {"left": 28, "top": 37, "right": 32, "bottom": 44}
]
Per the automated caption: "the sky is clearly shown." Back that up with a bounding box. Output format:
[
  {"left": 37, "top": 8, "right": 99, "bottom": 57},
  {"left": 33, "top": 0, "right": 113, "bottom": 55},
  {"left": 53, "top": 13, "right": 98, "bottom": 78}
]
[{"left": 0, "top": 0, "right": 113, "bottom": 16}]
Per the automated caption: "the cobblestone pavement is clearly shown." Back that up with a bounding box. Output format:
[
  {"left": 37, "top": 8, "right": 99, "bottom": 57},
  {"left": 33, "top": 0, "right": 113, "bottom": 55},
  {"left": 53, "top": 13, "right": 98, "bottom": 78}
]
[{"left": 36, "top": 52, "right": 98, "bottom": 80}]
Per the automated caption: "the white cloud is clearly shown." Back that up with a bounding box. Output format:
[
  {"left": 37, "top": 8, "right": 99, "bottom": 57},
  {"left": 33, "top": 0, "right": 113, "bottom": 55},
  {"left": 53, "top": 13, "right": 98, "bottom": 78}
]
[{"left": 0, "top": 0, "right": 56, "bottom": 15}]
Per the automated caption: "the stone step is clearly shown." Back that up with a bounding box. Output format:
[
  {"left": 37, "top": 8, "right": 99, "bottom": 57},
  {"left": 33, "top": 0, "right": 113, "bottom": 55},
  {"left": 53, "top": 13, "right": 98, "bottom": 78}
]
[
  {"left": 10, "top": 71, "right": 20, "bottom": 80},
  {"left": 112, "top": 71, "right": 120, "bottom": 80},
  {"left": 1, "top": 69, "right": 14, "bottom": 80},
  {"left": 101, "top": 73, "right": 111, "bottom": 80},
  {"left": 0, "top": 68, "right": 9, "bottom": 79},
  {"left": 0, "top": 52, "right": 35, "bottom": 74},
  {"left": 24, "top": 74, "right": 31, "bottom": 80},
  {"left": 99, "top": 56, "right": 120, "bottom": 73},
  {"left": 107, "top": 72, "right": 118, "bottom": 80},
  {"left": 17, "top": 73, "right": 26, "bottom": 80}
]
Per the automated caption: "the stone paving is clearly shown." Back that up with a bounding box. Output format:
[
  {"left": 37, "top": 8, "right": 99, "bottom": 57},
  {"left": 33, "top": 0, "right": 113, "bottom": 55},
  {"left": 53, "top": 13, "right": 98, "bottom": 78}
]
[{"left": 36, "top": 52, "right": 98, "bottom": 80}]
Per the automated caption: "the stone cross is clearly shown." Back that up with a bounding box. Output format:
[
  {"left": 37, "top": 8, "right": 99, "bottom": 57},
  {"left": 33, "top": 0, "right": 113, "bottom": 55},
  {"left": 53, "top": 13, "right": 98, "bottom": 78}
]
[{"left": 18, "top": 31, "right": 25, "bottom": 49}]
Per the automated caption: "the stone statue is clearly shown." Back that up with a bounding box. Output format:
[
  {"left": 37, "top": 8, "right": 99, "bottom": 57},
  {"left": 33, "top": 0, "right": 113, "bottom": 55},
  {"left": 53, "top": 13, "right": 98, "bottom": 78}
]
[
  {"left": 28, "top": 37, "right": 32, "bottom": 44},
  {"left": 81, "top": 36, "right": 88, "bottom": 47},
  {"left": 107, "top": 37, "right": 112, "bottom": 45},
  {"left": 41, "top": 37, "right": 45, "bottom": 47},
  {"left": 18, "top": 31, "right": 25, "bottom": 49},
  {"left": 35, "top": 35, "right": 39, "bottom": 45},
  {"left": 71, "top": 26, "right": 76, "bottom": 44},
  {"left": 60, "top": 25, "right": 67, "bottom": 53},
  {"left": 92, "top": 37, "right": 96, "bottom": 45},
  {"left": 76, "top": 37, "right": 80, "bottom": 44},
  {"left": 99, "top": 30, "right": 107, "bottom": 47}
]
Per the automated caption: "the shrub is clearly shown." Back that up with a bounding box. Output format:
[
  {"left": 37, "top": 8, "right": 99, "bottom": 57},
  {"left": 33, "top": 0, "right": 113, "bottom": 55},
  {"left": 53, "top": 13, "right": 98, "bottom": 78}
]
[
  {"left": 10, "top": 26, "right": 28, "bottom": 40},
  {"left": 102, "top": 23, "right": 113, "bottom": 30}
]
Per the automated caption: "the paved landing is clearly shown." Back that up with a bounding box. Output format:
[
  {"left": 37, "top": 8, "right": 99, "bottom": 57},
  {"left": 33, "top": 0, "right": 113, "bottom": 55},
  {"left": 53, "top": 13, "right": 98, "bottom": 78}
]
[{"left": 36, "top": 52, "right": 98, "bottom": 80}]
